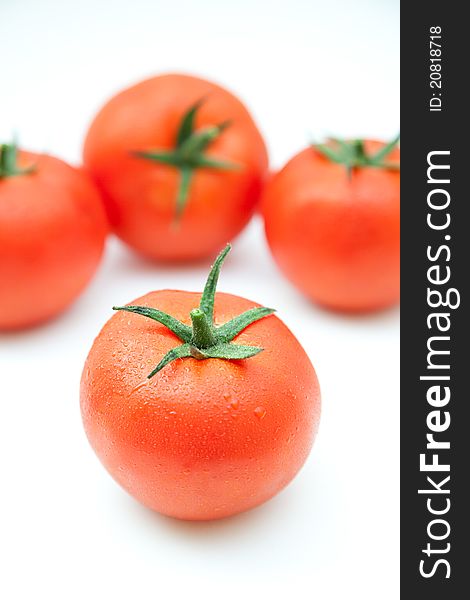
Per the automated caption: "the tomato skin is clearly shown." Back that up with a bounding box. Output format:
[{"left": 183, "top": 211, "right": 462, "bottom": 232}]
[
  {"left": 262, "top": 142, "right": 400, "bottom": 312},
  {"left": 83, "top": 73, "right": 269, "bottom": 262},
  {"left": 80, "top": 291, "right": 320, "bottom": 520},
  {"left": 0, "top": 151, "right": 108, "bottom": 330}
]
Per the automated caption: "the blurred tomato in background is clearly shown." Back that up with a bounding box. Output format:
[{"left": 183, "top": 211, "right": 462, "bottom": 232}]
[
  {"left": 0, "top": 145, "right": 108, "bottom": 330},
  {"left": 84, "top": 73, "right": 268, "bottom": 262}
]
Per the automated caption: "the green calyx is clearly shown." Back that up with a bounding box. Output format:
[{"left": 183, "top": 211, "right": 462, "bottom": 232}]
[
  {"left": 0, "top": 142, "right": 35, "bottom": 179},
  {"left": 314, "top": 134, "right": 400, "bottom": 178},
  {"left": 133, "top": 100, "right": 239, "bottom": 222},
  {"left": 113, "top": 244, "right": 275, "bottom": 378}
]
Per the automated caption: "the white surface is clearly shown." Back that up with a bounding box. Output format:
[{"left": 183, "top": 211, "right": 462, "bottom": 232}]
[{"left": 0, "top": 1, "right": 400, "bottom": 599}]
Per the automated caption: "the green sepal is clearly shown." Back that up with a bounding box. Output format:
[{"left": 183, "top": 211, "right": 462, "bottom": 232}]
[
  {"left": 199, "top": 244, "right": 231, "bottom": 321},
  {"left": 175, "top": 167, "right": 194, "bottom": 220},
  {"left": 114, "top": 245, "right": 275, "bottom": 378},
  {"left": 147, "top": 341, "right": 263, "bottom": 378},
  {"left": 132, "top": 150, "right": 184, "bottom": 168},
  {"left": 313, "top": 134, "right": 400, "bottom": 174},
  {"left": 0, "top": 142, "right": 36, "bottom": 179},
  {"left": 112, "top": 305, "right": 192, "bottom": 342},
  {"left": 178, "top": 121, "right": 231, "bottom": 158},
  {"left": 193, "top": 155, "right": 240, "bottom": 171},
  {"left": 217, "top": 307, "right": 275, "bottom": 343},
  {"left": 371, "top": 133, "right": 401, "bottom": 163},
  {"left": 195, "top": 343, "right": 263, "bottom": 360},
  {"left": 176, "top": 99, "right": 204, "bottom": 147},
  {"left": 314, "top": 142, "right": 344, "bottom": 164},
  {"left": 147, "top": 343, "right": 192, "bottom": 378}
]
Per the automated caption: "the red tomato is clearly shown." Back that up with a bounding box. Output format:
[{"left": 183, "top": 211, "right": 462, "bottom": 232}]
[
  {"left": 0, "top": 144, "right": 108, "bottom": 330},
  {"left": 80, "top": 246, "right": 320, "bottom": 520},
  {"left": 262, "top": 139, "right": 400, "bottom": 312},
  {"left": 83, "top": 73, "right": 269, "bottom": 262}
]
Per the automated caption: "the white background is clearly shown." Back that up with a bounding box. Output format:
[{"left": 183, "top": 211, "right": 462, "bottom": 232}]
[{"left": 0, "top": 1, "right": 399, "bottom": 598}]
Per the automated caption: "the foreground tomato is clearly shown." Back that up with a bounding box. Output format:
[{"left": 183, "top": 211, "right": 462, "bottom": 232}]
[
  {"left": 80, "top": 245, "right": 320, "bottom": 520},
  {"left": 83, "top": 73, "right": 269, "bottom": 262},
  {"left": 0, "top": 143, "right": 108, "bottom": 330},
  {"left": 262, "top": 137, "right": 400, "bottom": 312}
]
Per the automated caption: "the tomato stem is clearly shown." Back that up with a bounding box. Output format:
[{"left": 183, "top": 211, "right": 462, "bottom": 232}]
[
  {"left": 113, "top": 244, "right": 275, "bottom": 377},
  {"left": 0, "top": 142, "right": 36, "bottom": 179},
  {"left": 190, "top": 308, "right": 217, "bottom": 348},
  {"left": 132, "top": 100, "right": 240, "bottom": 224}
]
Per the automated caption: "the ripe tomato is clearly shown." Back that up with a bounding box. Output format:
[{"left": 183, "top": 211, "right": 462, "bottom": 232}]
[
  {"left": 262, "top": 138, "right": 400, "bottom": 312},
  {"left": 80, "top": 246, "right": 320, "bottom": 520},
  {"left": 0, "top": 144, "right": 108, "bottom": 330},
  {"left": 83, "top": 73, "right": 269, "bottom": 262}
]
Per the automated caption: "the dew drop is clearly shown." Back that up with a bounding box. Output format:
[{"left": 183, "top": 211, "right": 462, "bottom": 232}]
[
  {"left": 254, "top": 406, "right": 267, "bottom": 420},
  {"left": 130, "top": 380, "right": 149, "bottom": 395},
  {"left": 230, "top": 398, "right": 239, "bottom": 410}
]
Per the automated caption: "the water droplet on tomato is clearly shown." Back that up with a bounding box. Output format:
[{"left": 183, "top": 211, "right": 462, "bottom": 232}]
[
  {"left": 130, "top": 380, "right": 148, "bottom": 395},
  {"left": 230, "top": 398, "right": 239, "bottom": 410},
  {"left": 254, "top": 406, "right": 266, "bottom": 420}
]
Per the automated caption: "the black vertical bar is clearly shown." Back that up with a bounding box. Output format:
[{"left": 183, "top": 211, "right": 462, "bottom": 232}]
[{"left": 401, "top": 3, "right": 467, "bottom": 597}]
